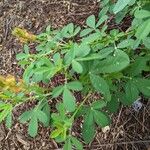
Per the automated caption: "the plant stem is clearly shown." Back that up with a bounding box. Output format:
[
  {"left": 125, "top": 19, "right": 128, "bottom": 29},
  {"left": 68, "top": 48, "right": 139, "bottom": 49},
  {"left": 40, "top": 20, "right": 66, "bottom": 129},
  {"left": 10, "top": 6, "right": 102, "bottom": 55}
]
[
  {"left": 71, "top": 93, "right": 91, "bottom": 120},
  {"left": 122, "top": 76, "right": 132, "bottom": 80},
  {"left": 14, "top": 92, "right": 52, "bottom": 108}
]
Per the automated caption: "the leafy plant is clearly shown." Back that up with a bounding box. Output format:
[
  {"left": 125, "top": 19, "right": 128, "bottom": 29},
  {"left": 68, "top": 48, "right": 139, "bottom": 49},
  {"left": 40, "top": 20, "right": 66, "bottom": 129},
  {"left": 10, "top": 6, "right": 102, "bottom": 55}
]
[{"left": 0, "top": 0, "right": 150, "bottom": 149}]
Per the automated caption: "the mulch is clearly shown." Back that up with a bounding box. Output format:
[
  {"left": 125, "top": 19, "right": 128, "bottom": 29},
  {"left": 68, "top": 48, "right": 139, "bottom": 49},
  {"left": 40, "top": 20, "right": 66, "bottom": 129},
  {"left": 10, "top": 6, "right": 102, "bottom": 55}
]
[{"left": 0, "top": 0, "right": 150, "bottom": 150}]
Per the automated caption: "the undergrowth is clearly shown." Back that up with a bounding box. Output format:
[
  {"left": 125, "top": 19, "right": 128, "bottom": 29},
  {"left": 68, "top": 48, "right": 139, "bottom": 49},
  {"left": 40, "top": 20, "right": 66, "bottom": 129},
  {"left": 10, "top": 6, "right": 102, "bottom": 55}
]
[{"left": 0, "top": 0, "right": 150, "bottom": 149}]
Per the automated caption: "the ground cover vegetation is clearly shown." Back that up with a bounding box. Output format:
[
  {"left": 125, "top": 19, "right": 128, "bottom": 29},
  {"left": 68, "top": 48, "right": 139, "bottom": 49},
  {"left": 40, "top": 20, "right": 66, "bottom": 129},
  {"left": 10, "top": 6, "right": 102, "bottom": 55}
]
[{"left": 0, "top": 0, "right": 150, "bottom": 149}]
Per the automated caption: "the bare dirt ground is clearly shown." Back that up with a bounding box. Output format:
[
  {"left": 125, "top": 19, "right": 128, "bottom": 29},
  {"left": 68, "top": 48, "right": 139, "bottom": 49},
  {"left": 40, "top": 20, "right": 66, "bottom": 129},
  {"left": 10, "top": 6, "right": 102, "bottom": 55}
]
[{"left": 0, "top": 0, "right": 150, "bottom": 150}]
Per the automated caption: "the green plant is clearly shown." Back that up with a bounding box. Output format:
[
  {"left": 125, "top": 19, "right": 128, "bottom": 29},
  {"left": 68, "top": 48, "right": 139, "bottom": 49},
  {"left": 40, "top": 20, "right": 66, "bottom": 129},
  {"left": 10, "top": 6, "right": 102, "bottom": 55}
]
[{"left": 0, "top": 0, "right": 150, "bottom": 149}]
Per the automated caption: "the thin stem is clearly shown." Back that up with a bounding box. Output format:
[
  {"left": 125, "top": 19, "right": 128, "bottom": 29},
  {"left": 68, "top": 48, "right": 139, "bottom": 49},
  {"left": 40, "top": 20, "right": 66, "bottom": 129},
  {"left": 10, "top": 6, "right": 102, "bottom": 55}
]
[
  {"left": 14, "top": 92, "right": 52, "bottom": 108},
  {"left": 71, "top": 93, "right": 91, "bottom": 120},
  {"left": 122, "top": 76, "right": 132, "bottom": 80}
]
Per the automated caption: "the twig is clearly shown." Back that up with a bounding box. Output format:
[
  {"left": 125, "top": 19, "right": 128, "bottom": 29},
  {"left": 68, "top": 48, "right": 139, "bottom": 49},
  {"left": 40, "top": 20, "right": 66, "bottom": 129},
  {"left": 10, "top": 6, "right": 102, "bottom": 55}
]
[{"left": 89, "top": 140, "right": 150, "bottom": 148}]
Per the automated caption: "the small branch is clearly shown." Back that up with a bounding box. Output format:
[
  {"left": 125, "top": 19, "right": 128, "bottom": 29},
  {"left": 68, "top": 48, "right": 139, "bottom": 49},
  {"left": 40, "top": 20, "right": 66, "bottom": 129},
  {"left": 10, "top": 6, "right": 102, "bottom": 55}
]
[{"left": 88, "top": 140, "right": 150, "bottom": 148}]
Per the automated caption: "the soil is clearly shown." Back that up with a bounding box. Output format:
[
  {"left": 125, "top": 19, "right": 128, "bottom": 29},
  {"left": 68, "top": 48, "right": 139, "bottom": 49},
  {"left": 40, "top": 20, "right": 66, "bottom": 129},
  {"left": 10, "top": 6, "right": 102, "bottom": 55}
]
[{"left": 0, "top": 0, "right": 150, "bottom": 150}]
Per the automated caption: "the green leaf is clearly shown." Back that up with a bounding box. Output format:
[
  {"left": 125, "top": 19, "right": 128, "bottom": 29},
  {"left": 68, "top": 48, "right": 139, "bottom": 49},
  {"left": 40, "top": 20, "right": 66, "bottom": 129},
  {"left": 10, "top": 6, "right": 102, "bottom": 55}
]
[
  {"left": 93, "top": 110, "right": 110, "bottom": 127},
  {"left": 36, "top": 110, "right": 48, "bottom": 124},
  {"left": 34, "top": 67, "right": 51, "bottom": 74},
  {"left": 23, "top": 63, "right": 34, "bottom": 83},
  {"left": 107, "top": 96, "right": 119, "bottom": 113},
  {"left": 75, "top": 106, "right": 89, "bottom": 118},
  {"left": 71, "top": 136, "right": 83, "bottom": 150},
  {"left": 126, "top": 56, "right": 150, "bottom": 76},
  {"left": 86, "top": 15, "right": 96, "bottom": 28},
  {"left": 28, "top": 114, "right": 38, "bottom": 137},
  {"left": 115, "top": 7, "right": 128, "bottom": 23},
  {"left": 72, "top": 60, "right": 83, "bottom": 73},
  {"left": 50, "top": 128, "right": 63, "bottom": 138},
  {"left": 5, "top": 112, "right": 12, "bottom": 129},
  {"left": 46, "top": 25, "right": 51, "bottom": 34},
  {"left": 125, "top": 80, "right": 139, "bottom": 105},
  {"left": 113, "top": 0, "right": 131, "bottom": 14},
  {"left": 67, "top": 81, "right": 83, "bottom": 91},
  {"left": 67, "top": 23, "right": 74, "bottom": 33},
  {"left": 74, "top": 26, "right": 81, "bottom": 36},
  {"left": 95, "top": 50, "right": 130, "bottom": 73},
  {"left": 99, "top": 6, "right": 109, "bottom": 18},
  {"left": 76, "top": 47, "right": 114, "bottom": 61},
  {"left": 81, "top": 32, "right": 101, "bottom": 44},
  {"left": 56, "top": 103, "right": 66, "bottom": 118},
  {"left": 63, "top": 87, "right": 76, "bottom": 112},
  {"left": 63, "top": 139, "right": 72, "bottom": 150},
  {"left": 91, "top": 100, "right": 107, "bottom": 110},
  {"left": 64, "top": 49, "right": 75, "bottom": 65},
  {"left": 0, "top": 104, "right": 12, "bottom": 123},
  {"left": 19, "top": 110, "right": 33, "bottom": 123},
  {"left": 75, "top": 43, "right": 91, "bottom": 57},
  {"left": 62, "top": 23, "right": 75, "bottom": 38},
  {"left": 52, "top": 85, "right": 64, "bottom": 98},
  {"left": 117, "top": 39, "right": 134, "bottom": 48},
  {"left": 24, "top": 44, "right": 29, "bottom": 54},
  {"left": 16, "top": 53, "right": 28, "bottom": 60},
  {"left": 42, "top": 102, "right": 50, "bottom": 127},
  {"left": 135, "top": 9, "right": 150, "bottom": 19},
  {"left": 96, "top": 15, "right": 108, "bottom": 27},
  {"left": 90, "top": 74, "right": 111, "bottom": 101},
  {"left": 143, "top": 37, "right": 150, "bottom": 49},
  {"left": 101, "top": 0, "right": 109, "bottom": 6},
  {"left": 135, "top": 78, "right": 150, "bottom": 97},
  {"left": 82, "top": 110, "right": 95, "bottom": 143},
  {"left": 135, "top": 19, "right": 150, "bottom": 40},
  {"left": 80, "top": 28, "right": 93, "bottom": 37}
]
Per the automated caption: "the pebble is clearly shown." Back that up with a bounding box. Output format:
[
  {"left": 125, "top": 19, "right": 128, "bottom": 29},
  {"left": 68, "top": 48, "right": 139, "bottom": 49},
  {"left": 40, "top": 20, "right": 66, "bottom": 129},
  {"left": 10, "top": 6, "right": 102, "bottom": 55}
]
[{"left": 132, "top": 98, "right": 143, "bottom": 112}]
